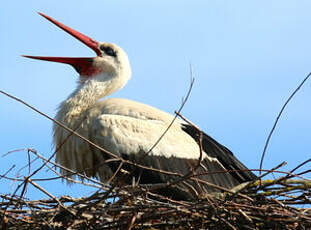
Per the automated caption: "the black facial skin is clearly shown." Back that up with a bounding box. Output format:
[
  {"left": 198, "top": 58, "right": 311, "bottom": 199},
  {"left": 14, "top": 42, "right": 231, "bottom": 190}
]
[{"left": 100, "top": 45, "right": 117, "bottom": 57}]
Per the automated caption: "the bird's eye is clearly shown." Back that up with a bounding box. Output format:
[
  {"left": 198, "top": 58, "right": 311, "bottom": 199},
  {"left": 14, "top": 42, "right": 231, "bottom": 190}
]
[{"left": 100, "top": 45, "right": 117, "bottom": 57}]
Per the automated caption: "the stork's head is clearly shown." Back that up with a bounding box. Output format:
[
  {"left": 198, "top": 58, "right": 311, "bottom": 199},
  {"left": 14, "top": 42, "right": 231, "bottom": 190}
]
[{"left": 23, "top": 13, "right": 131, "bottom": 87}]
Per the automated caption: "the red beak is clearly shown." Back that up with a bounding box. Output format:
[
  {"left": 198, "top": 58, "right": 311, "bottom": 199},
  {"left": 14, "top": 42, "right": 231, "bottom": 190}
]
[{"left": 23, "top": 12, "right": 101, "bottom": 76}]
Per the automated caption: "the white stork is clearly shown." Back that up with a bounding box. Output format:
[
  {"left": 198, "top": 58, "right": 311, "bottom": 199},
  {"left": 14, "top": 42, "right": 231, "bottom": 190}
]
[{"left": 24, "top": 13, "right": 256, "bottom": 200}]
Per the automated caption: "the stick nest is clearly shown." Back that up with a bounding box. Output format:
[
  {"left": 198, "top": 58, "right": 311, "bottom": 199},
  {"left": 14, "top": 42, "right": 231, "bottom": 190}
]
[{"left": 1, "top": 172, "right": 310, "bottom": 230}]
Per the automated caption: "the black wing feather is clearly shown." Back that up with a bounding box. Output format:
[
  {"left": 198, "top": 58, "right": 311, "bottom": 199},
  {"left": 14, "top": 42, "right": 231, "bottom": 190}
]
[{"left": 181, "top": 124, "right": 257, "bottom": 183}]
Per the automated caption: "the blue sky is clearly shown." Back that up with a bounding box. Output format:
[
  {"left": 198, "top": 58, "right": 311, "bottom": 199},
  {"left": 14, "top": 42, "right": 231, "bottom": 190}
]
[{"left": 1, "top": 1, "right": 310, "bottom": 200}]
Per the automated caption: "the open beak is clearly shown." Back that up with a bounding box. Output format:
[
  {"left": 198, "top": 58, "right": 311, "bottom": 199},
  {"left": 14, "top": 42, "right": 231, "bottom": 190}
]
[{"left": 23, "top": 12, "right": 101, "bottom": 75}]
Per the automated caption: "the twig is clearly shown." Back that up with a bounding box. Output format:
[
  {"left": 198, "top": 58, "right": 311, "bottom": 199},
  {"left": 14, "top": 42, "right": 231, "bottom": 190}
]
[
  {"left": 259, "top": 72, "right": 311, "bottom": 178},
  {"left": 27, "top": 148, "right": 107, "bottom": 188},
  {"left": 289, "top": 158, "right": 311, "bottom": 175},
  {"left": 27, "top": 178, "right": 76, "bottom": 216},
  {"left": 0, "top": 89, "right": 120, "bottom": 161},
  {"left": 0, "top": 165, "right": 15, "bottom": 181},
  {"left": 141, "top": 75, "right": 195, "bottom": 160}
]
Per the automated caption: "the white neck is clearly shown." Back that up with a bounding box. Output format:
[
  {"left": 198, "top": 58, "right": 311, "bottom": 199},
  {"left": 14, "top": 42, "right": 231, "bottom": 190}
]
[
  {"left": 56, "top": 72, "right": 129, "bottom": 123},
  {"left": 55, "top": 43, "right": 132, "bottom": 124}
]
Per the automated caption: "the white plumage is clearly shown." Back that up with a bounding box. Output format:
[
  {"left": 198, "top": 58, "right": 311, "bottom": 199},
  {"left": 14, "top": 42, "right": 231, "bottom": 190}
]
[{"left": 24, "top": 13, "right": 256, "bottom": 200}]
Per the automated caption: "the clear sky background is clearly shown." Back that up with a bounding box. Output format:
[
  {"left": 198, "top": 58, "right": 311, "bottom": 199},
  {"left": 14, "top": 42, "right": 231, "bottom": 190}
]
[{"left": 1, "top": 1, "right": 310, "bottom": 200}]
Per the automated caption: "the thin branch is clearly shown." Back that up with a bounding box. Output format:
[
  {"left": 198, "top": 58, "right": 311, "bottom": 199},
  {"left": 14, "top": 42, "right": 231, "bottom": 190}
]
[
  {"left": 143, "top": 75, "right": 195, "bottom": 158},
  {"left": 0, "top": 89, "right": 119, "bottom": 160},
  {"left": 259, "top": 72, "right": 311, "bottom": 178},
  {"left": 0, "top": 165, "right": 16, "bottom": 181},
  {"left": 27, "top": 178, "right": 76, "bottom": 216}
]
